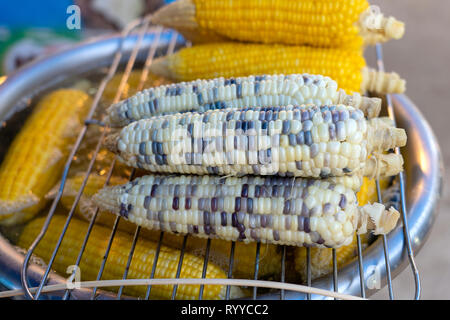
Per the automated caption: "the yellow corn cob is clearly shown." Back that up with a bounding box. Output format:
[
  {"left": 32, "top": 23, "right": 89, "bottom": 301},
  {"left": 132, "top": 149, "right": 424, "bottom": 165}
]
[
  {"left": 0, "top": 89, "right": 91, "bottom": 226},
  {"left": 105, "top": 105, "right": 406, "bottom": 179},
  {"left": 293, "top": 176, "right": 388, "bottom": 281},
  {"left": 152, "top": 0, "right": 405, "bottom": 48},
  {"left": 18, "top": 216, "right": 243, "bottom": 299},
  {"left": 357, "top": 176, "right": 390, "bottom": 205},
  {"left": 149, "top": 43, "right": 406, "bottom": 95},
  {"left": 294, "top": 233, "right": 369, "bottom": 281},
  {"left": 105, "top": 73, "right": 382, "bottom": 128},
  {"left": 133, "top": 230, "right": 282, "bottom": 279},
  {"left": 93, "top": 174, "right": 400, "bottom": 248},
  {"left": 102, "top": 71, "right": 170, "bottom": 105}
]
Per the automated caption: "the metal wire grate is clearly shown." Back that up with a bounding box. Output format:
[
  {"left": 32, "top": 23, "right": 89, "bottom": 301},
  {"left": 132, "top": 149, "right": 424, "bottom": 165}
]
[{"left": 18, "top": 16, "right": 420, "bottom": 301}]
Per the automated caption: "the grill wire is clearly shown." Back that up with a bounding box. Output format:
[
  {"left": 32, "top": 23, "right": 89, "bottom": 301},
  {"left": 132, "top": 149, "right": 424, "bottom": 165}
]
[{"left": 17, "top": 16, "right": 421, "bottom": 300}]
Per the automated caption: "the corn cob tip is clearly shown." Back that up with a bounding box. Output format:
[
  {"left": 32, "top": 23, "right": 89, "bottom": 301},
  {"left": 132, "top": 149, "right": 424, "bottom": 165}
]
[
  {"left": 148, "top": 56, "right": 175, "bottom": 80},
  {"left": 152, "top": 0, "right": 196, "bottom": 29},
  {"left": 103, "top": 108, "right": 132, "bottom": 128},
  {"left": 375, "top": 117, "right": 396, "bottom": 128},
  {"left": 384, "top": 17, "right": 405, "bottom": 40},
  {"left": 0, "top": 194, "right": 40, "bottom": 218},
  {"left": 361, "top": 67, "right": 406, "bottom": 94},
  {"left": 368, "top": 119, "right": 407, "bottom": 151},
  {"left": 364, "top": 153, "right": 404, "bottom": 179},
  {"left": 152, "top": 0, "right": 229, "bottom": 45},
  {"left": 359, "top": 9, "right": 405, "bottom": 40},
  {"left": 360, "top": 96, "right": 382, "bottom": 119},
  {"left": 339, "top": 90, "right": 381, "bottom": 119},
  {"left": 357, "top": 203, "right": 400, "bottom": 235},
  {"left": 92, "top": 186, "right": 120, "bottom": 214},
  {"left": 104, "top": 132, "right": 120, "bottom": 154}
]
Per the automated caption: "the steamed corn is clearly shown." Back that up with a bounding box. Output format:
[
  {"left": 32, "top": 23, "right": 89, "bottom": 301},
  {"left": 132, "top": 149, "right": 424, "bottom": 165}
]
[
  {"left": 18, "top": 215, "right": 243, "bottom": 299},
  {"left": 54, "top": 172, "right": 282, "bottom": 279},
  {"left": 0, "top": 89, "right": 91, "bottom": 225},
  {"left": 104, "top": 73, "right": 382, "bottom": 128},
  {"left": 93, "top": 174, "right": 400, "bottom": 248},
  {"left": 148, "top": 43, "right": 406, "bottom": 95},
  {"left": 105, "top": 104, "right": 406, "bottom": 179},
  {"left": 293, "top": 177, "right": 388, "bottom": 280},
  {"left": 137, "top": 231, "right": 282, "bottom": 279},
  {"left": 152, "top": 0, "right": 404, "bottom": 48}
]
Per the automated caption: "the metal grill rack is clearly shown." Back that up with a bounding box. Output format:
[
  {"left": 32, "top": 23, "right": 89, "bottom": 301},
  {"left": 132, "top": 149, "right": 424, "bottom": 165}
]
[{"left": 16, "top": 17, "right": 422, "bottom": 300}]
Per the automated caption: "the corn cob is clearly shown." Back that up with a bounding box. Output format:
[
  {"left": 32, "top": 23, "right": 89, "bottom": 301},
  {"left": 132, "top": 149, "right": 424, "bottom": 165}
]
[
  {"left": 148, "top": 43, "right": 406, "bottom": 95},
  {"left": 18, "top": 215, "right": 243, "bottom": 299},
  {"left": 105, "top": 104, "right": 406, "bottom": 179},
  {"left": 358, "top": 8, "right": 406, "bottom": 46},
  {"left": 53, "top": 173, "right": 282, "bottom": 279},
  {"left": 135, "top": 230, "right": 282, "bottom": 279},
  {"left": 53, "top": 172, "right": 364, "bottom": 226},
  {"left": 104, "top": 73, "right": 383, "bottom": 128},
  {"left": 152, "top": 0, "right": 405, "bottom": 48},
  {"left": 93, "top": 174, "right": 400, "bottom": 248},
  {"left": 294, "top": 176, "right": 388, "bottom": 280},
  {"left": 0, "top": 89, "right": 91, "bottom": 226}
]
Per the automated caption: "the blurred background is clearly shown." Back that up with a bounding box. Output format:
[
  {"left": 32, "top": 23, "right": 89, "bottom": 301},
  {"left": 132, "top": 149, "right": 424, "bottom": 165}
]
[
  {"left": 0, "top": 0, "right": 448, "bottom": 299},
  {"left": 369, "top": 0, "right": 449, "bottom": 300}
]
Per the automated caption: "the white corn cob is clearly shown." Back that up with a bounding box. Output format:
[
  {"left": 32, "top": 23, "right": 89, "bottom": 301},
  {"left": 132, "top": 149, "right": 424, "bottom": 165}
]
[
  {"left": 93, "top": 174, "right": 400, "bottom": 248},
  {"left": 105, "top": 104, "right": 406, "bottom": 179},
  {"left": 104, "top": 74, "right": 381, "bottom": 127}
]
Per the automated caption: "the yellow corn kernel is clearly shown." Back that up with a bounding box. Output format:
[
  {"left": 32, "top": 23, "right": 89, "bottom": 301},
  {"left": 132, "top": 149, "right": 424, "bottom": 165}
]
[
  {"left": 154, "top": 0, "right": 368, "bottom": 49},
  {"left": 18, "top": 216, "right": 243, "bottom": 299},
  {"left": 129, "top": 229, "right": 282, "bottom": 279},
  {"left": 150, "top": 43, "right": 405, "bottom": 95},
  {"left": 0, "top": 89, "right": 91, "bottom": 225}
]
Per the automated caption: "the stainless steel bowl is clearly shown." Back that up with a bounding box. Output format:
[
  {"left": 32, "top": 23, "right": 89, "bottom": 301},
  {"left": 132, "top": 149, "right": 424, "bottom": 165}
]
[{"left": 0, "top": 32, "right": 443, "bottom": 300}]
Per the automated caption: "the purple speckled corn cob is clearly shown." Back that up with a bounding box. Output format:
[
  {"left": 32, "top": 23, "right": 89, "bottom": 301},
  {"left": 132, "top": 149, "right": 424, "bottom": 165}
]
[
  {"left": 104, "top": 74, "right": 382, "bottom": 127},
  {"left": 93, "top": 174, "right": 400, "bottom": 248},
  {"left": 105, "top": 104, "right": 406, "bottom": 179}
]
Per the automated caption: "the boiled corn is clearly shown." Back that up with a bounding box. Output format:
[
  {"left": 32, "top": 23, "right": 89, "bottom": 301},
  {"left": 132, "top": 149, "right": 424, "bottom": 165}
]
[
  {"left": 104, "top": 73, "right": 382, "bottom": 128},
  {"left": 18, "top": 215, "right": 243, "bottom": 299},
  {"left": 52, "top": 171, "right": 283, "bottom": 280},
  {"left": 93, "top": 174, "right": 400, "bottom": 248},
  {"left": 149, "top": 43, "right": 406, "bottom": 95},
  {"left": 105, "top": 104, "right": 406, "bottom": 179},
  {"left": 152, "top": 0, "right": 404, "bottom": 48},
  {"left": 54, "top": 172, "right": 282, "bottom": 279},
  {"left": 0, "top": 89, "right": 91, "bottom": 225},
  {"left": 136, "top": 230, "right": 282, "bottom": 279},
  {"left": 293, "top": 176, "right": 388, "bottom": 280}
]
